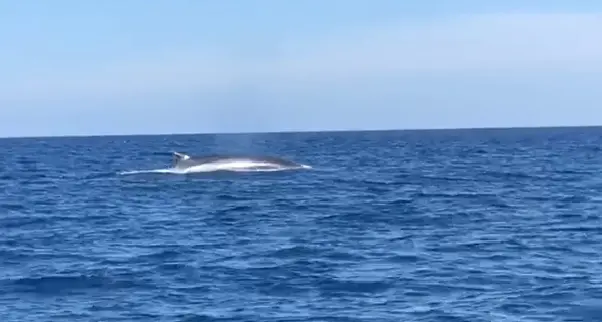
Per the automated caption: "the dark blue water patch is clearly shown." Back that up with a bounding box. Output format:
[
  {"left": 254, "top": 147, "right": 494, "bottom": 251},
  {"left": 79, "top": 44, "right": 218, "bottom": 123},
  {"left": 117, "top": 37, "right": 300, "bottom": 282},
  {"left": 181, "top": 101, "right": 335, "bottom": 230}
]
[{"left": 2, "top": 127, "right": 602, "bottom": 321}]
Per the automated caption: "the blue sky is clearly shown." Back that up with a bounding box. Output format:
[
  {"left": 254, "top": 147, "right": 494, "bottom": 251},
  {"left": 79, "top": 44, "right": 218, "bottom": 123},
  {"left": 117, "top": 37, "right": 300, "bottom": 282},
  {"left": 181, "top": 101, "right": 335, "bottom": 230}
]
[{"left": 1, "top": 0, "right": 602, "bottom": 137}]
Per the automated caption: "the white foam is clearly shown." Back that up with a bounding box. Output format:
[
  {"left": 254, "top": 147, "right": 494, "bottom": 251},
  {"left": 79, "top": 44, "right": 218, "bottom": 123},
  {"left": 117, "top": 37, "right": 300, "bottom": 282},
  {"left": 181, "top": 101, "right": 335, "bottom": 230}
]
[
  {"left": 118, "top": 168, "right": 183, "bottom": 175},
  {"left": 119, "top": 160, "right": 311, "bottom": 176}
]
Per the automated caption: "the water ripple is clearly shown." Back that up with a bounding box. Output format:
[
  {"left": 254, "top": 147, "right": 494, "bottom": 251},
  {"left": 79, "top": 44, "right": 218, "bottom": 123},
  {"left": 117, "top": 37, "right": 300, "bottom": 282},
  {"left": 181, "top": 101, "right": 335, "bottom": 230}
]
[{"left": 1, "top": 129, "right": 602, "bottom": 321}]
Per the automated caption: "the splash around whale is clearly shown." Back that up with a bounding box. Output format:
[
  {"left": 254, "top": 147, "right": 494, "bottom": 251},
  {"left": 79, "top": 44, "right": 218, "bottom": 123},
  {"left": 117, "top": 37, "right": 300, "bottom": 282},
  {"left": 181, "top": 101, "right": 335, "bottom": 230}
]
[{"left": 119, "top": 151, "right": 312, "bottom": 175}]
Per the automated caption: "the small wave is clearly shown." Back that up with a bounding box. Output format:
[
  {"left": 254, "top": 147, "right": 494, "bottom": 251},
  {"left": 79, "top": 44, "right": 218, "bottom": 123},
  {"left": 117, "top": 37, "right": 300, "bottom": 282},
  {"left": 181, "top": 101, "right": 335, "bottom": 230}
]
[{"left": 118, "top": 161, "right": 312, "bottom": 176}]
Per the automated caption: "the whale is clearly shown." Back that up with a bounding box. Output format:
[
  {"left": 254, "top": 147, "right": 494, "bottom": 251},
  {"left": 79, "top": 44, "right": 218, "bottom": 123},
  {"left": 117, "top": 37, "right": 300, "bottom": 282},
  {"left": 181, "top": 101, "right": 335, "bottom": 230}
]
[{"left": 171, "top": 151, "right": 309, "bottom": 172}]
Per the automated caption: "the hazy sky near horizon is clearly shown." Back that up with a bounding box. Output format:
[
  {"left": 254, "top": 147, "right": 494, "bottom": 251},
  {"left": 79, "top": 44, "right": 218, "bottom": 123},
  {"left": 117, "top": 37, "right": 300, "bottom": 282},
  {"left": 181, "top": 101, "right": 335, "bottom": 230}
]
[{"left": 1, "top": 0, "right": 602, "bottom": 137}]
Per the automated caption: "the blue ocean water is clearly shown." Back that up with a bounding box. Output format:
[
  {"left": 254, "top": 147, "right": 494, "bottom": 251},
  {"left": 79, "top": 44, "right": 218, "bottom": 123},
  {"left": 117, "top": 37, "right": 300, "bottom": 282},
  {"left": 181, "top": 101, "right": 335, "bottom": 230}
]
[{"left": 1, "top": 127, "right": 602, "bottom": 322}]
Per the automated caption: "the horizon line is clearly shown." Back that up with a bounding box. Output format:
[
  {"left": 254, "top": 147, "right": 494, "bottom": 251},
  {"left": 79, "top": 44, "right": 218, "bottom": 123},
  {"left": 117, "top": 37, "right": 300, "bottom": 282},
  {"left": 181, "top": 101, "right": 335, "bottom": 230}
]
[{"left": 2, "top": 123, "right": 601, "bottom": 140}]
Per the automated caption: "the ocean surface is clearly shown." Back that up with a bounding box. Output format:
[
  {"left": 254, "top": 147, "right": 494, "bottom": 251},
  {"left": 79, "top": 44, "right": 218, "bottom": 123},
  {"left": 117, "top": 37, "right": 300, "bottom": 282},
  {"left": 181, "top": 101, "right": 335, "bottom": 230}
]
[{"left": 1, "top": 127, "right": 602, "bottom": 322}]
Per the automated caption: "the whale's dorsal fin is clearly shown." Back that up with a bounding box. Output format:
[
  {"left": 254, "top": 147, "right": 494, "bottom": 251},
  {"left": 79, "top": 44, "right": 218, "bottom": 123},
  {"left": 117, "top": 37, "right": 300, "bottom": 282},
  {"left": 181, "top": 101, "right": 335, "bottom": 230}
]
[
  {"left": 173, "top": 151, "right": 190, "bottom": 160},
  {"left": 173, "top": 151, "right": 191, "bottom": 167}
]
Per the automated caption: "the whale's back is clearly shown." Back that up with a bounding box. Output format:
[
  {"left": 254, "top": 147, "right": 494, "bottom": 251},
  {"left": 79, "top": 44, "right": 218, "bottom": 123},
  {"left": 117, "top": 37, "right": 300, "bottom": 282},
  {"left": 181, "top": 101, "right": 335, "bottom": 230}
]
[{"left": 172, "top": 152, "right": 302, "bottom": 170}]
